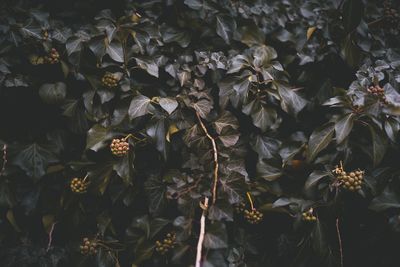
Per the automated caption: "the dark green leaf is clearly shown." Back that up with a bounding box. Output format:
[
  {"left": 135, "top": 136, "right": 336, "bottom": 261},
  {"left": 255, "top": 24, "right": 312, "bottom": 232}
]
[
  {"left": 191, "top": 99, "right": 213, "bottom": 119},
  {"left": 144, "top": 175, "right": 167, "bottom": 215},
  {"left": 243, "top": 100, "right": 278, "bottom": 132},
  {"left": 128, "top": 95, "right": 152, "bottom": 119},
  {"left": 369, "top": 125, "right": 388, "bottom": 167},
  {"left": 252, "top": 135, "right": 281, "bottom": 159},
  {"left": 304, "top": 171, "right": 328, "bottom": 190},
  {"left": 161, "top": 26, "right": 191, "bottom": 48},
  {"left": 218, "top": 128, "right": 239, "bottom": 147},
  {"left": 213, "top": 111, "right": 239, "bottom": 134},
  {"left": 335, "top": 113, "right": 355, "bottom": 144},
  {"left": 39, "top": 82, "right": 67, "bottom": 105},
  {"left": 216, "top": 15, "right": 236, "bottom": 44},
  {"left": 106, "top": 41, "right": 124, "bottom": 62},
  {"left": 204, "top": 222, "right": 228, "bottom": 249},
  {"left": 219, "top": 175, "right": 243, "bottom": 204},
  {"left": 113, "top": 154, "right": 134, "bottom": 185},
  {"left": 86, "top": 125, "right": 112, "bottom": 151},
  {"left": 134, "top": 57, "right": 159, "bottom": 77},
  {"left": 20, "top": 23, "right": 42, "bottom": 39},
  {"left": 4, "top": 74, "right": 28, "bottom": 87},
  {"left": 149, "top": 218, "right": 170, "bottom": 239},
  {"left": 236, "top": 25, "right": 265, "bottom": 46},
  {"left": 12, "top": 143, "right": 57, "bottom": 180},
  {"left": 208, "top": 200, "right": 233, "bottom": 221},
  {"left": 277, "top": 83, "right": 307, "bottom": 115},
  {"left": 343, "top": 0, "right": 364, "bottom": 33},
  {"left": 272, "top": 198, "right": 292, "bottom": 208},
  {"left": 307, "top": 123, "right": 335, "bottom": 162},
  {"left": 159, "top": 97, "right": 178, "bottom": 115},
  {"left": 341, "top": 35, "right": 361, "bottom": 67},
  {"left": 146, "top": 118, "right": 167, "bottom": 160},
  {"left": 370, "top": 187, "right": 400, "bottom": 211},
  {"left": 256, "top": 160, "right": 282, "bottom": 181}
]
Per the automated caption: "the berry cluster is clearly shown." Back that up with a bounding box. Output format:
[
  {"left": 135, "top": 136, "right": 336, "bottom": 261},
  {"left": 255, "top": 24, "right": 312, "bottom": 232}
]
[
  {"left": 235, "top": 198, "right": 263, "bottom": 224},
  {"left": 333, "top": 165, "right": 364, "bottom": 192},
  {"left": 110, "top": 138, "right": 130, "bottom": 156},
  {"left": 235, "top": 202, "right": 246, "bottom": 213},
  {"left": 44, "top": 48, "right": 60, "bottom": 64},
  {"left": 155, "top": 232, "right": 176, "bottom": 255},
  {"left": 29, "top": 55, "right": 45, "bottom": 65},
  {"left": 70, "top": 177, "right": 90, "bottom": 193},
  {"left": 80, "top": 237, "right": 98, "bottom": 256},
  {"left": 102, "top": 73, "right": 119, "bottom": 88},
  {"left": 367, "top": 85, "right": 388, "bottom": 104},
  {"left": 302, "top": 208, "right": 317, "bottom": 222},
  {"left": 383, "top": 0, "right": 400, "bottom": 28},
  {"left": 244, "top": 209, "right": 263, "bottom": 224}
]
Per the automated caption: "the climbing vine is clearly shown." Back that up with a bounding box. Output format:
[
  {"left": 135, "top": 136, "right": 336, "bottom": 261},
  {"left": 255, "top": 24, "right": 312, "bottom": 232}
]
[{"left": 1, "top": 0, "right": 400, "bottom": 266}]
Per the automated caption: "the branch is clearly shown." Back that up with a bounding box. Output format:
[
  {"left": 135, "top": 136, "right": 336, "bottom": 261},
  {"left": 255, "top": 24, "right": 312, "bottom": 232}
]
[
  {"left": 122, "top": 39, "right": 130, "bottom": 78},
  {"left": 0, "top": 144, "right": 7, "bottom": 177},
  {"left": 172, "top": 178, "right": 202, "bottom": 199},
  {"left": 195, "top": 197, "right": 209, "bottom": 267},
  {"left": 246, "top": 192, "right": 255, "bottom": 210},
  {"left": 348, "top": 17, "right": 384, "bottom": 36},
  {"left": 196, "top": 112, "right": 219, "bottom": 205},
  {"left": 336, "top": 218, "right": 343, "bottom": 267},
  {"left": 367, "top": 17, "right": 384, "bottom": 27},
  {"left": 46, "top": 222, "right": 58, "bottom": 252}
]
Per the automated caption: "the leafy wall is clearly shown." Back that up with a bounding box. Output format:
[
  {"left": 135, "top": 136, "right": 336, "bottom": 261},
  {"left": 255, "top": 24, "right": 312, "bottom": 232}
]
[{"left": 0, "top": 0, "right": 400, "bottom": 266}]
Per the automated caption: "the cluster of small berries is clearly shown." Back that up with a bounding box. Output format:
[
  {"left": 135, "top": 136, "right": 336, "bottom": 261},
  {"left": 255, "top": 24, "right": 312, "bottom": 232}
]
[
  {"left": 235, "top": 202, "right": 263, "bottom": 224},
  {"left": 29, "top": 49, "right": 59, "bottom": 65},
  {"left": 44, "top": 48, "right": 60, "bottom": 64},
  {"left": 367, "top": 85, "right": 388, "bottom": 104},
  {"left": 110, "top": 138, "right": 130, "bottom": 156},
  {"left": 80, "top": 237, "right": 98, "bottom": 255},
  {"left": 235, "top": 202, "right": 246, "bottom": 213},
  {"left": 302, "top": 208, "right": 317, "bottom": 222},
  {"left": 333, "top": 165, "right": 364, "bottom": 192},
  {"left": 155, "top": 233, "right": 176, "bottom": 255},
  {"left": 29, "top": 55, "right": 46, "bottom": 65},
  {"left": 70, "top": 177, "right": 90, "bottom": 193},
  {"left": 244, "top": 209, "right": 263, "bottom": 224},
  {"left": 102, "top": 73, "right": 119, "bottom": 88}
]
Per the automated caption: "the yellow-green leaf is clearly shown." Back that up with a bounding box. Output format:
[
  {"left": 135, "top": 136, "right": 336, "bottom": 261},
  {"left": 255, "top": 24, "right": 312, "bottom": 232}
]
[{"left": 307, "top": 26, "right": 317, "bottom": 40}]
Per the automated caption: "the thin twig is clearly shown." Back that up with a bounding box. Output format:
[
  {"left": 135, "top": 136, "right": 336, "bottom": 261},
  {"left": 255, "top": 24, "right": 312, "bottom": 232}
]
[
  {"left": 83, "top": 173, "right": 89, "bottom": 182},
  {"left": 196, "top": 112, "right": 219, "bottom": 205},
  {"left": 246, "top": 192, "right": 255, "bottom": 211},
  {"left": 122, "top": 133, "right": 133, "bottom": 141},
  {"left": 46, "top": 222, "right": 58, "bottom": 252},
  {"left": 195, "top": 197, "right": 209, "bottom": 267},
  {"left": 122, "top": 39, "right": 130, "bottom": 78},
  {"left": 336, "top": 218, "right": 344, "bottom": 267},
  {"left": 111, "top": 252, "right": 121, "bottom": 267},
  {"left": 0, "top": 144, "right": 7, "bottom": 177},
  {"left": 123, "top": 133, "right": 146, "bottom": 143},
  {"left": 367, "top": 17, "right": 384, "bottom": 28},
  {"left": 97, "top": 240, "right": 125, "bottom": 250},
  {"left": 173, "top": 178, "right": 202, "bottom": 199},
  {"left": 349, "top": 17, "right": 385, "bottom": 36}
]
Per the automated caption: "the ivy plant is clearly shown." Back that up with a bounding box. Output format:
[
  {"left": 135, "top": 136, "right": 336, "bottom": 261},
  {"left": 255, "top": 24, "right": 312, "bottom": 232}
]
[{"left": 1, "top": 0, "right": 400, "bottom": 266}]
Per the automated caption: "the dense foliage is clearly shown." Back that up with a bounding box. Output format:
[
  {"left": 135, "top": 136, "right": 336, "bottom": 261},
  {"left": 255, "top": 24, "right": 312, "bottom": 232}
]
[{"left": 1, "top": 0, "right": 400, "bottom": 266}]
